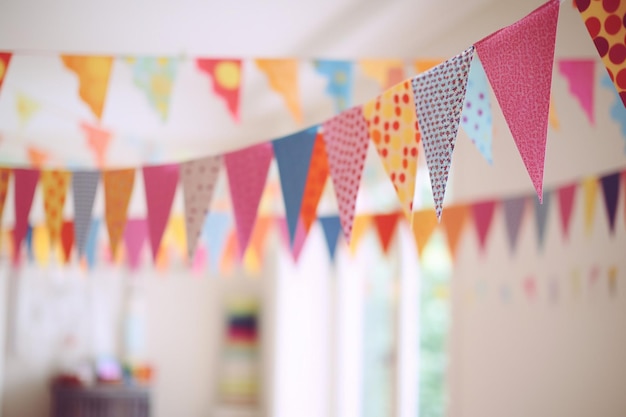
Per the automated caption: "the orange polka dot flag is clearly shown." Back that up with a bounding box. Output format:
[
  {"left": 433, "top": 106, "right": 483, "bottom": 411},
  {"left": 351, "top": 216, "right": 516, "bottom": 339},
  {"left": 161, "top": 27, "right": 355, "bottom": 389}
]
[
  {"left": 196, "top": 59, "right": 243, "bottom": 123},
  {"left": 41, "top": 170, "right": 72, "bottom": 248},
  {"left": 363, "top": 80, "right": 421, "bottom": 219},
  {"left": 103, "top": 168, "right": 135, "bottom": 259},
  {"left": 576, "top": 0, "right": 626, "bottom": 108},
  {"left": 61, "top": 55, "right": 113, "bottom": 120}
]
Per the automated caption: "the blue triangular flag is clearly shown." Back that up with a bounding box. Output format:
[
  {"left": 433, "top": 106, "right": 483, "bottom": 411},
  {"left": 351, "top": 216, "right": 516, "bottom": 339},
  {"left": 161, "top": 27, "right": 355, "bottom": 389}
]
[
  {"left": 460, "top": 55, "right": 493, "bottom": 163},
  {"left": 202, "top": 212, "right": 232, "bottom": 272},
  {"left": 319, "top": 216, "right": 342, "bottom": 261},
  {"left": 72, "top": 170, "right": 100, "bottom": 257},
  {"left": 25, "top": 223, "right": 34, "bottom": 262},
  {"left": 502, "top": 196, "right": 526, "bottom": 254},
  {"left": 534, "top": 191, "right": 552, "bottom": 250},
  {"left": 272, "top": 126, "right": 317, "bottom": 244},
  {"left": 85, "top": 218, "right": 101, "bottom": 269},
  {"left": 314, "top": 60, "right": 354, "bottom": 113}
]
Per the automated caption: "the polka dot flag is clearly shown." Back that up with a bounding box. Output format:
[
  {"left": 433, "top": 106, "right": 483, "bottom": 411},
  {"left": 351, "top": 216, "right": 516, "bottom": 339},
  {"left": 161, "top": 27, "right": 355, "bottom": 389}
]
[
  {"left": 41, "top": 170, "right": 72, "bottom": 248},
  {"left": 460, "top": 56, "right": 493, "bottom": 164},
  {"left": 196, "top": 59, "right": 243, "bottom": 123}
]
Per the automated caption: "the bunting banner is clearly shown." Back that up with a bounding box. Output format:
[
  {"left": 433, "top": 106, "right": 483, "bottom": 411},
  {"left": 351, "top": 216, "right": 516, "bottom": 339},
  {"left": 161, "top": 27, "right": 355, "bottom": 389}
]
[
  {"left": 196, "top": 59, "right": 243, "bottom": 122},
  {"left": 460, "top": 56, "right": 493, "bottom": 163},
  {"left": 314, "top": 60, "right": 354, "bottom": 113},
  {"left": 360, "top": 59, "right": 405, "bottom": 89},
  {"left": 373, "top": 212, "right": 401, "bottom": 253},
  {"left": 127, "top": 57, "right": 178, "bottom": 121},
  {"left": 181, "top": 155, "right": 222, "bottom": 259},
  {"left": 557, "top": 183, "right": 577, "bottom": 241},
  {"left": 475, "top": 0, "right": 560, "bottom": 201},
  {"left": 472, "top": 200, "right": 497, "bottom": 254},
  {"left": 502, "top": 196, "right": 527, "bottom": 254},
  {"left": 600, "top": 172, "right": 621, "bottom": 233},
  {"left": 61, "top": 55, "right": 114, "bottom": 119},
  {"left": 441, "top": 204, "right": 469, "bottom": 260},
  {"left": 143, "top": 164, "right": 180, "bottom": 260},
  {"left": 319, "top": 215, "right": 342, "bottom": 261},
  {"left": 0, "top": 52, "right": 11, "bottom": 93},
  {"left": 411, "top": 209, "right": 438, "bottom": 258},
  {"left": 103, "top": 168, "right": 135, "bottom": 258},
  {"left": 412, "top": 46, "right": 474, "bottom": 220},
  {"left": 300, "top": 132, "right": 329, "bottom": 233},
  {"left": 558, "top": 59, "right": 596, "bottom": 125},
  {"left": 255, "top": 59, "right": 302, "bottom": 123},
  {"left": 124, "top": 218, "right": 148, "bottom": 270},
  {"left": 41, "top": 169, "right": 72, "bottom": 247},
  {"left": 575, "top": 0, "right": 626, "bottom": 108},
  {"left": 323, "top": 106, "right": 371, "bottom": 243},
  {"left": 12, "top": 168, "right": 40, "bottom": 262},
  {"left": 72, "top": 170, "right": 100, "bottom": 257}
]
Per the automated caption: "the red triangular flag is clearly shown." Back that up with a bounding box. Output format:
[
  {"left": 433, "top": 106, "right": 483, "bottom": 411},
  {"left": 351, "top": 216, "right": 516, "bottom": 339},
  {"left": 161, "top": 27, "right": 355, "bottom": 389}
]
[
  {"left": 60, "top": 220, "right": 74, "bottom": 264},
  {"left": 196, "top": 59, "right": 243, "bottom": 122},
  {"left": 471, "top": 200, "right": 497, "bottom": 254},
  {"left": 13, "top": 169, "right": 40, "bottom": 263},
  {"left": 475, "top": 0, "right": 560, "bottom": 202},
  {"left": 143, "top": 164, "right": 179, "bottom": 260},
  {"left": 373, "top": 212, "right": 402, "bottom": 253},
  {"left": 557, "top": 183, "right": 577, "bottom": 240}
]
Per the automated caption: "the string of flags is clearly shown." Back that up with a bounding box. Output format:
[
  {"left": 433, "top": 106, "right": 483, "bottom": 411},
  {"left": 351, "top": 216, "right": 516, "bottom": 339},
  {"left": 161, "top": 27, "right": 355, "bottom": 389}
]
[{"left": 0, "top": 0, "right": 625, "bottom": 270}]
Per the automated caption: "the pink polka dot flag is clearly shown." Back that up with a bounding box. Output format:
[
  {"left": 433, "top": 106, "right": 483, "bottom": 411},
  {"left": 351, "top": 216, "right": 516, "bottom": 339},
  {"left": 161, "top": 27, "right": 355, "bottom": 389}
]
[{"left": 143, "top": 164, "right": 180, "bottom": 260}]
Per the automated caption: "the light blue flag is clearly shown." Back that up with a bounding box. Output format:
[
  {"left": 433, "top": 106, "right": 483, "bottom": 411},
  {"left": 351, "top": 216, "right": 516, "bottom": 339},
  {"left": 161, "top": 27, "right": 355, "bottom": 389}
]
[
  {"left": 314, "top": 60, "right": 354, "bottom": 113},
  {"left": 319, "top": 216, "right": 342, "bottom": 262},
  {"left": 127, "top": 57, "right": 179, "bottom": 121},
  {"left": 460, "top": 56, "right": 493, "bottom": 163},
  {"left": 272, "top": 127, "right": 318, "bottom": 244},
  {"left": 534, "top": 191, "right": 552, "bottom": 250},
  {"left": 202, "top": 212, "right": 232, "bottom": 273},
  {"left": 601, "top": 74, "right": 626, "bottom": 152},
  {"left": 85, "top": 218, "right": 101, "bottom": 269}
]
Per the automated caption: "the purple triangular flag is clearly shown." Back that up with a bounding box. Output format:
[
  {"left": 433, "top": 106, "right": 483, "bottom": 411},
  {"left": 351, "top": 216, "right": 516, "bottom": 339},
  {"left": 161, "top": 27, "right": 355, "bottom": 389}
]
[{"left": 600, "top": 172, "right": 621, "bottom": 234}]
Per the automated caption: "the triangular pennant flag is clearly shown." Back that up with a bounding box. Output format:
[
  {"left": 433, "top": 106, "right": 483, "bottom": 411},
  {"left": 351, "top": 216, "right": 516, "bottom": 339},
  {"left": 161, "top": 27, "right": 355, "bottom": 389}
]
[
  {"left": 460, "top": 56, "right": 493, "bottom": 163},
  {"left": 502, "top": 196, "right": 527, "bottom": 253},
  {"left": 27, "top": 146, "right": 50, "bottom": 168},
  {"left": 80, "top": 122, "right": 112, "bottom": 168},
  {"left": 60, "top": 220, "right": 74, "bottom": 264},
  {"left": 225, "top": 142, "right": 274, "bottom": 256},
  {"left": 61, "top": 55, "right": 113, "bottom": 119},
  {"left": 143, "top": 164, "right": 179, "bottom": 260},
  {"left": 276, "top": 216, "right": 308, "bottom": 263},
  {"left": 25, "top": 224, "right": 34, "bottom": 262},
  {"left": 549, "top": 96, "right": 560, "bottom": 130},
  {"left": 319, "top": 215, "right": 342, "bottom": 261},
  {"left": 196, "top": 58, "right": 243, "bottom": 122},
  {"left": 0, "top": 168, "right": 11, "bottom": 235},
  {"left": 314, "top": 60, "right": 354, "bottom": 113},
  {"left": 32, "top": 225, "right": 50, "bottom": 266},
  {"left": 126, "top": 57, "right": 178, "bottom": 121},
  {"left": 0, "top": 53, "right": 12, "bottom": 93},
  {"left": 16, "top": 92, "right": 42, "bottom": 127},
  {"left": 582, "top": 176, "right": 599, "bottom": 236},
  {"left": 323, "top": 107, "right": 370, "bottom": 243},
  {"left": 412, "top": 47, "right": 474, "bottom": 220},
  {"left": 72, "top": 171, "right": 100, "bottom": 257},
  {"left": 103, "top": 168, "right": 135, "bottom": 258},
  {"left": 414, "top": 59, "right": 444, "bottom": 74},
  {"left": 202, "top": 212, "right": 232, "bottom": 272},
  {"left": 576, "top": 0, "right": 626, "bottom": 108},
  {"left": 349, "top": 214, "right": 371, "bottom": 255},
  {"left": 557, "top": 183, "right": 577, "bottom": 240},
  {"left": 85, "top": 218, "right": 100, "bottom": 269},
  {"left": 273, "top": 127, "right": 317, "bottom": 243},
  {"left": 441, "top": 204, "right": 469, "bottom": 260},
  {"left": 373, "top": 212, "right": 401, "bottom": 253},
  {"left": 300, "top": 132, "right": 330, "bottom": 233},
  {"left": 359, "top": 59, "right": 405, "bottom": 89},
  {"left": 534, "top": 191, "right": 552, "bottom": 249},
  {"left": 471, "top": 200, "right": 497, "bottom": 254},
  {"left": 255, "top": 59, "right": 302, "bottom": 123},
  {"left": 558, "top": 59, "right": 596, "bottom": 125},
  {"left": 475, "top": 0, "right": 560, "bottom": 201},
  {"left": 363, "top": 80, "right": 421, "bottom": 218},
  {"left": 181, "top": 155, "right": 222, "bottom": 259},
  {"left": 601, "top": 74, "right": 626, "bottom": 141},
  {"left": 600, "top": 172, "right": 621, "bottom": 234},
  {"left": 248, "top": 216, "right": 274, "bottom": 264},
  {"left": 411, "top": 209, "right": 438, "bottom": 258},
  {"left": 41, "top": 170, "right": 72, "bottom": 247},
  {"left": 12, "top": 169, "right": 40, "bottom": 263},
  {"left": 123, "top": 218, "right": 148, "bottom": 270}
]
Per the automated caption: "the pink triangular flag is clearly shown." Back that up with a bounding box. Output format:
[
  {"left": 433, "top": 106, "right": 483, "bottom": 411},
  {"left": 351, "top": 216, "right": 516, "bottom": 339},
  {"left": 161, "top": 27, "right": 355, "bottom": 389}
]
[
  {"left": 322, "top": 106, "right": 370, "bottom": 243},
  {"left": 123, "top": 218, "right": 148, "bottom": 270},
  {"left": 411, "top": 47, "right": 474, "bottom": 220},
  {"left": 224, "top": 143, "right": 274, "bottom": 256},
  {"left": 143, "top": 164, "right": 180, "bottom": 260},
  {"left": 558, "top": 59, "right": 595, "bottom": 125},
  {"left": 557, "top": 183, "right": 577, "bottom": 240},
  {"left": 276, "top": 217, "right": 308, "bottom": 263},
  {"left": 471, "top": 200, "right": 497, "bottom": 254},
  {"left": 13, "top": 169, "right": 40, "bottom": 263},
  {"left": 180, "top": 155, "right": 222, "bottom": 259},
  {"left": 475, "top": 0, "right": 560, "bottom": 202}
]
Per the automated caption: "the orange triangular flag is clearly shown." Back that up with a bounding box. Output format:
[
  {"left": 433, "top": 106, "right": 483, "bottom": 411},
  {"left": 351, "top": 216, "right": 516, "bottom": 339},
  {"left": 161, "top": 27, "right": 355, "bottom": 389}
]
[
  {"left": 441, "top": 204, "right": 469, "bottom": 260},
  {"left": 414, "top": 58, "right": 444, "bottom": 74},
  {"left": 40, "top": 170, "right": 72, "bottom": 247},
  {"left": 373, "top": 212, "right": 402, "bottom": 253},
  {"left": 220, "top": 229, "right": 240, "bottom": 276},
  {"left": 411, "top": 209, "right": 439, "bottom": 258},
  {"left": 27, "top": 146, "right": 50, "bottom": 168},
  {"left": 247, "top": 216, "right": 274, "bottom": 263},
  {"left": 300, "top": 132, "right": 329, "bottom": 233},
  {"left": 62, "top": 55, "right": 114, "bottom": 119},
  {"left": 255, "top": 59, "right": 302, "bottom": 123},
  {"left": 348, "top": 214, "right": 371, "bottom": 255},
  {"left": 80, "top": 122, "right": 112, "bottom": 168},
  {"left": 103, "top": 168, "right": 135, "bottom": 259}
]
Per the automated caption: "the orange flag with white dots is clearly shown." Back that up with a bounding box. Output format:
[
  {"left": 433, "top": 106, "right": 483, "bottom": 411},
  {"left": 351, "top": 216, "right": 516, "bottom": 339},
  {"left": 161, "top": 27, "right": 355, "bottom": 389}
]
[{"left": 41, "top": 170, "right": 72, "bottom": 247}]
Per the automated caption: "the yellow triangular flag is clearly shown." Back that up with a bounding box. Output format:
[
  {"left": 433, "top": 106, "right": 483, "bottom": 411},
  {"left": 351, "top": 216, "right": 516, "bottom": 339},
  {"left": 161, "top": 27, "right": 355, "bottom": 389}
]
[
  {"left": 411, "top": 209, "right": 439, "bottom": 258},
  {"left": 349, "top": 214, "right": 371, "bottom": 255},
  {"left": 16, "top": 92, "right": 42, "bottom": 127},
  {"left": 582, "top": 176, "right": 598, "bottom": 237},
  {"left": 255, "top": 59, "right": 302, "bottom": 124},
  {"left": 41, "top": 170, "right": 72, "bottom": 248},
  {"left": 61, "top": 55, "right": 113, "bottom": 119},
  {"left": 33, "top": 225, "right": 50, "bottom": 267}
]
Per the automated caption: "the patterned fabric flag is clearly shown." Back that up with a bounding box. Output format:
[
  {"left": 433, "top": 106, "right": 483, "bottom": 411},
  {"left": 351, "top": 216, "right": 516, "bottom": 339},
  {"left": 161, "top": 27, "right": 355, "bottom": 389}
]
[
  {"left": 475, "top": 0, "right": 560, "bottom": 202},
  {"left": 557, "top": 183, "right": 577, "bottom": 240},
  {"left": 256, "top": 59, "right": 302, "bottom": 123},
  {"left": 322, "top": 107, "right": 370, "bottom": 243},
  {"left": 558, "top": 59, "right": 596, "bottom": 124},
  {"left": 196, "top": 59, "right": 243, "bottom": 122},
  {"left": 143, "top": 164, "right": 180, "bottom": 260},
  {"left": 300, "top": 132, "right": 329, "bottom": 233},
  {"left": 460, "top": 56, "right": 493, "bottom": 163},
  {"left": 576, "top": 0, "right": 626, "bottom": 108},
  {"left": 123, "top": 218, "right": 148, "bottom": 270},
  {"left": 441, "top": 204, "right": 469, "bottom": 260},
  {"left": 600, "top": 172, "right": 621, "bottom": 233},
  {"left": 12, "top": 169, "right": 40, "bottom": 262},
  {"left": 181, "top": 156, "right": 222, "bottom": 259},
  {"left": 582, "top": 176, "right": 598, "bottom": 236},
  {"left": 60, "top": 221, "right": 74, "bottom": 264},
  {"left": 0, "top": 168, "right": 11, "bottom": 235},
  {"left": 41, "top": 170, "right": 72, "bottom": 247},
  {"left": 411, "top": 46, "right": 474, "bottom": 220},
  {"left": 363, "top": 80, "right": 421, "bottom": 218},
  {"left": 225, "top": 143, "right": 274, "bottom": 256},
  {"left": 0, "top": 53, "right": 12, "bottom": 93},
  {"left": 601, "top": 74, "right": 626, "bottom": 144},
  {"left": 319, "top": 215, "right": 342, "bottom": 261},
  {"left": 72, "top": 171, "right": 100, "bottom": 257},
  {"left": 471, "top": 200, "right": 497, "bottom": 254},
  {"left": 373, "top": 212, "right": 401, "bottom": 253},
  {"left": 61, "top": 55, "right": 113, "bottom": 119},
  {"left": 314, "top": 60, "right": 354, "bottom": 113},
  {"left": 502, "top": 196, "right": 527, "bottom": 253},
  {"left": 534, "top": 191, "right": 552, "bottom": 249},
  {"left": 411, "top": 209, "right": 438, "bottom": 258},
  {"left": 273, "top": 127, "right": 317, "bottom": 243},
  {"left": 80, "top": 122, "right": 112, "bottom": 168},
  {"left": 103, "top": 168, "right": 135, "bottom": 258},
  {"left": 127, "top": 57, "right": 178, "bottom": 121},
  {"left": 16, "top": 92, "right": 42, "bottom": 127},
  {"left": 360, "top": 59, "right": 405, "bottom": 89}
]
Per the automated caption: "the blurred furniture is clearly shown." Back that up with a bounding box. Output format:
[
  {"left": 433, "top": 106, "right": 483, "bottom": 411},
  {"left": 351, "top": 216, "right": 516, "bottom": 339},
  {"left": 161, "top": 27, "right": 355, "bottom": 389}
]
[{"left": 51, "top": 385, "right": 150, "bottom": 417}]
